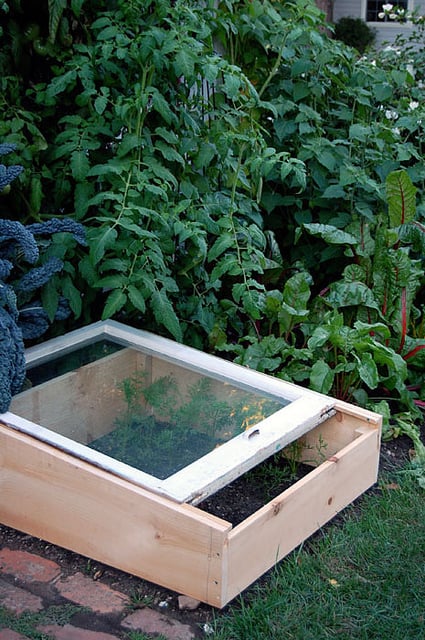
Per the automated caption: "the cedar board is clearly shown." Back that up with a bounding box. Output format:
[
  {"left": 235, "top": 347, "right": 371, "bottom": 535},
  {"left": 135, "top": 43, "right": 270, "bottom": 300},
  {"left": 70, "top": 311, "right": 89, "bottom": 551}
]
[{"left": 0, "top": 400, "right": 381, "bottom": 607}]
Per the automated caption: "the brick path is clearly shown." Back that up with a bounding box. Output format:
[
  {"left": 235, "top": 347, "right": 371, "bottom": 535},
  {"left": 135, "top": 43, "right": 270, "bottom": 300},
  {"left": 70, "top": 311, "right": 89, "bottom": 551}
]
[{"left": 0, "top": 548, "right": 203, "bottom": 640}]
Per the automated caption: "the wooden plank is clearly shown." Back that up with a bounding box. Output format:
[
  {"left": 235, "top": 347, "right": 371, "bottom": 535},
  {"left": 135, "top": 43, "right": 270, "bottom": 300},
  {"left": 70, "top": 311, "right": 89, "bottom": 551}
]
[
  {"left": 223, "top": 425, "right": 380, "bottom": 605},
  {"left": 21, "top": 321, "right": 110, "bottom": 367},
  {"left": 103, "top": 321, "right": 307, "bottom": 403},
  {"left": 332, "top": 399, "right": 383, "bottom": 425},
  {"left": 162, "top": 395, "right": 335, "bottom": 503},
  {"left": 0, "top": 423, "right": 230, "bottom": 607},
  {"left": 10, "top": 349, "right": 148, "bottom": 443},
  {"left": 284, "top": 401, "right": 382, "bottom": 467}
]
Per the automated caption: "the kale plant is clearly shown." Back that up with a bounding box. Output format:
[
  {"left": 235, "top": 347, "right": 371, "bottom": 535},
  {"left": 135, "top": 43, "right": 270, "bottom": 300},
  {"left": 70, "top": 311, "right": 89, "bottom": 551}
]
[
  {"left": 0, "top": 142, "right": 23, "bottom": 193},
  {"left": 0, "top": 142, "right": 86, "bottom": 413}
]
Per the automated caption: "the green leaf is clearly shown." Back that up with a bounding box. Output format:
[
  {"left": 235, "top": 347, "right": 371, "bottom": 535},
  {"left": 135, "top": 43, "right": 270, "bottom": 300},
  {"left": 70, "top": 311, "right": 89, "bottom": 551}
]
[
  {"left": 222, "top": 74, "right": 242, "bottom": 99},
  {"left": 78, "top": 256, "right": 98, "bottom": 286},
  {"left": 194, "top": 143, "right": 216, "bottom": 169},
  {"left": 102, "top": 289, "right": 127, "bottom": 319},
  {"left": 96, "top": 25, "right": 119, "bottom": 41},
  {"left": 316, "top": 150, "right": 338, "bottom": 172},
  {"left": 146, "top": 157, "right": 178, "bottom": 188},
  {"left": 293, "top": 82, "right": 310, "bottom": 102},
  {"left": 41, "top": 280, "right": 59, "bottom": 323},
  {"left": 94, "top": 94, "right": 108, "bottom": 115},
  {"left": 99, "top": 258, "right": 128, "bottom": 272},
  {"left": 152, "top": 91, "right": 175, "bottom": 125},
  {"left": 291, "top": 58, "right": 312, "bottom": 77},
  {"left": 62, "top": 276, "right": 82, "bottom": 318},
  {"left": 118, "top": 133, "right": 141, "bottom": 157},
  {"left": 391, "top": 69, "right": 408, "bottom": 87},
  {"left": 174, "top": 49, "right": 195, "bottom": 78},
  {"left": 290, "top": 159, "right": 307, "bottom": 190},
  {"left": 240, "top": 288, "right": 262, "bottom": 320},
  {"left": 210, "top": 255, "right": 241, "bottom": 281},
  {"left": 91, "top": 227, "right": 118, "bottom": 264},
  {"left": 74, "top": 182, "right": 93, "bottom": 219},
  {"left": 151, "top": 288, "right": 182, "bottom": 341},
  {"left": 155, "top": 127, "right": 179, "bottom": 144},
  {"left": 278, "top": 272, "right": 311, "bottom": 333},
  {"left": 208, "top": 234, "right": 234, "bottom": 262},
  {"left": 70, "top": 150, "right": 90, "bottom": 181},
  {"left": 239, "top": 336, "right": 287, "bottom": 372},
  {"left": 47, "top": 69, "right": 77, "bottom": 97},
  {"left": 48, "top": 0, "right": 66, "bottom": 43},
  {"left": 70, "top": 0, "right": 85, "bottom": 17},
  {"left": 29, "top": 177, "right": 43, "bottom": 215},
  {"left": 373, "top": 83, "right": 393, "bottom": 101},
  {"left": 280, "top": 162, "right": 293, "bottom": 182},
  {"left": 303, "top": 223, "right": 358, "bottom": 245},
  {"left": 310, "top": 360, "right": 334, "bottom": 394},
  {"left": 91, "top": 17, "right": 111, "bottom": 30},
  {"left": 94, "top": 275, "right": 127, "bottom": 289},
  {"left": 308, "top": 326, "right": 332, "bottom": 349},
  {"left": 349, "top": 124, "right": 371, "bottom": 142},
  {"left": 386, "top": 170, "right": 417, "bottom": 226},
  {"left": 358, "top": 352, "right": 379, "bottom": 389},
  {"left": 128, "top": 285, "right": 146, "bottom": 313},
  {"left": 322, "top": 184, "right": 346, "bottom": 199},
  {"left": 354, "top": 320, "right": 391, "bottom": 340},
  {"left": 327, "top": 282, "right": 380, "bottom": 311},
  {"left": 155, "top": 140, "right": 184, "bottom": 165}
]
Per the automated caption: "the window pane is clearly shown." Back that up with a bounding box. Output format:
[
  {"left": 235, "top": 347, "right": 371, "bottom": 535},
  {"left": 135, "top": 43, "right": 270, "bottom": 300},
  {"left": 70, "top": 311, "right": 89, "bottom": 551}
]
[{"left": 367, "top": 0, "right": 408, "bottom": 21}]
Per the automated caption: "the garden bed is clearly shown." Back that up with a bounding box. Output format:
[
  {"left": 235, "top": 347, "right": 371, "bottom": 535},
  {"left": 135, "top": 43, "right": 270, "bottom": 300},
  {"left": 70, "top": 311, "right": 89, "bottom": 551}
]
[{"left": 0, "top": 321, "right": 381, "bottom": 607}]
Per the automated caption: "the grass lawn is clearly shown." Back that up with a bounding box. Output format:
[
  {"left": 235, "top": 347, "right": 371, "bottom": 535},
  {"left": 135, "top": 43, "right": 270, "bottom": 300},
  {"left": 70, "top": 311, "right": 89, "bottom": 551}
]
[{"left": 212, "top": 471, "right": 425, "bottom": 640}]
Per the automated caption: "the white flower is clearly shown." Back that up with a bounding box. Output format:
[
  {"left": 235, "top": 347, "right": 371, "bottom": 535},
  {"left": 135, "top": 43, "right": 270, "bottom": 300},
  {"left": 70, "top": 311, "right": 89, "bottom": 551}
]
[
  {"left": 408, "top": 101, "right": 419, "bottom": 111},
  {"left": 382, "top": 3, "right": 393, "bottom": 11},
  {"left": 393, "top": 127, "right": 401, "bottom": 136},
  {"left": 389, "top": 13, "right": 397, "bottom": 19},
  {"left": 385, "top": 109, "right": 399, "bottom": 120},
  {"left": 378, "top": 12, "right": 385, "bottom": 18}
]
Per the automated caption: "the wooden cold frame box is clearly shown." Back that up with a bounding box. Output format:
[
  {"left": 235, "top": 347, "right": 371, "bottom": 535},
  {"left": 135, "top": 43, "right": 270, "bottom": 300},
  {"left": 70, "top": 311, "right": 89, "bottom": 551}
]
[{"left": 0, "top": 321, "right": 381, "bottom": 607}]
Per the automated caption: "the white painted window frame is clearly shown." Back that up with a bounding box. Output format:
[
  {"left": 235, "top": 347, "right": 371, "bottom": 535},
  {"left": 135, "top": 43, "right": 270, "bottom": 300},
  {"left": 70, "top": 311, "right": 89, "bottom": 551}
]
[{"left": 2, "top": 320, "right": 335, "bottom": 504}]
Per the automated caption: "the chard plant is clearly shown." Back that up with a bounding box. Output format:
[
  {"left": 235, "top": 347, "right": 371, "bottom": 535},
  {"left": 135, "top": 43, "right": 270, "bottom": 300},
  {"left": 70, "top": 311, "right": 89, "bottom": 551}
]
[
  {"left": 220, "top": 167, "right": 425, "bottom": 467},
  {"left": 301, "top": 170, "right": 424, "bottom": 406}
]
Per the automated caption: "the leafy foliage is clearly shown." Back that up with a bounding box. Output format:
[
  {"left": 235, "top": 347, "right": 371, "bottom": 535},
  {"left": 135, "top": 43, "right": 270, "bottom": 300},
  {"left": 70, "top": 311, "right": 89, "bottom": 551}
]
[
  {"left": 0, "top": 0, "right": 424, "bottom": 456},
  {"left": 334, "top": 17, "right": 376, "bottom": 53},
  {"left": 0, "top": 145, "right": 86, "bottom": 412}
]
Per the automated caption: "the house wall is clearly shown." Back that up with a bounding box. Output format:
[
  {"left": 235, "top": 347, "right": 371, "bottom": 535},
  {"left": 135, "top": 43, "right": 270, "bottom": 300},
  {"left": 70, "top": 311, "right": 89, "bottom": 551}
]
[{"left": 332, "top": 0, "right": 425, "bottom": 48}]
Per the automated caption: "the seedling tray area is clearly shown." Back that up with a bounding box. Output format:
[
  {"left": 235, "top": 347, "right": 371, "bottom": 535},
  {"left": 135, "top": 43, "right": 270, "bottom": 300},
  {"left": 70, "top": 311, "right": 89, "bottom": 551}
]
[{"left": 0, "top": 320, "right": 381, "bottom": 607}]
